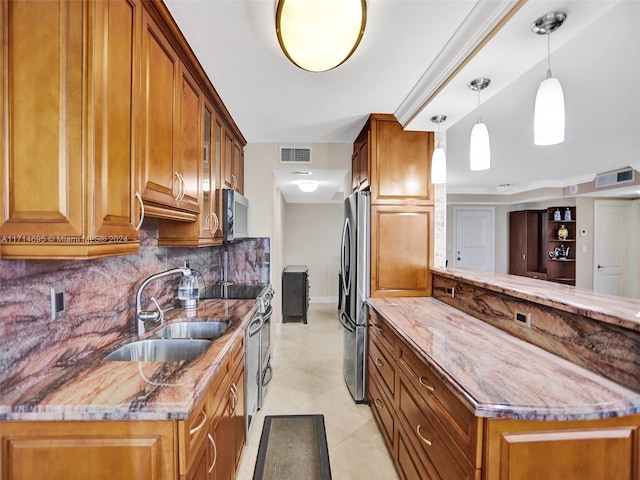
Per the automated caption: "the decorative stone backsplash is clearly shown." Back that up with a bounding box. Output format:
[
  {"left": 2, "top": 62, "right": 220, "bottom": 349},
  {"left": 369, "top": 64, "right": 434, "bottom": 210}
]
[{"left": 0, "top": 219, "right": 269, "bottom": 393}]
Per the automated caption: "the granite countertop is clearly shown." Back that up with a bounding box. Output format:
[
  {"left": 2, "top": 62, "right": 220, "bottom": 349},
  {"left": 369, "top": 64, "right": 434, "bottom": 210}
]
[
  {"left": 0, "top": 299, "right": 258, "bottom": 421},
  {"left": 432, "top": 267, "right": 640, "bottom": 333},
  {"left": 368, "top": 296, "right": 640, "bottom": 421}
]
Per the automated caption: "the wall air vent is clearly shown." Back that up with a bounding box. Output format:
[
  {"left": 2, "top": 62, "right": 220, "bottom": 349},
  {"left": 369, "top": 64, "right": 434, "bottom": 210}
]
[
  {"left": 280, "top": 146, "right": 311, "bottom": 164},
  {"left": 595, "top": 167, "right": 635, "bottom": 188}
]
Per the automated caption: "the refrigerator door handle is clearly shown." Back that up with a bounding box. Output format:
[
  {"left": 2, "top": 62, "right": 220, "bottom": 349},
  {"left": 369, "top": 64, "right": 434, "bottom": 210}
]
[
  {"left": 340, "top": 217, "right": 351, "bottom": 296},
  {"left": 340, "top": 312, "right": 356, "bottom": 333}
]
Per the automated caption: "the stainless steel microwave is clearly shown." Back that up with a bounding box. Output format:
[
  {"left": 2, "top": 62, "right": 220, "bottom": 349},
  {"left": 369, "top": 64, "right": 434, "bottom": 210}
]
[{"left": 222, "top": 189, "right": 249, "bottom": 242}]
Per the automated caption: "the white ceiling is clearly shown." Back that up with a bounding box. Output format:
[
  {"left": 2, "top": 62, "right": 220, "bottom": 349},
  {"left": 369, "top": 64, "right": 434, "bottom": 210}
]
[{"left": 165, "top": 0, "right": 640, "bottom": 202}]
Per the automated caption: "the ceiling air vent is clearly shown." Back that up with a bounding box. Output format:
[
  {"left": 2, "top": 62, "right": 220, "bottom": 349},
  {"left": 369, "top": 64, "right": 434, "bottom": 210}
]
[
  {"left": 595, "top": 167, "right": 635, "bottom": 188},
  {"left": 280, "top": 146, "right": 311, "bottom": 164}
]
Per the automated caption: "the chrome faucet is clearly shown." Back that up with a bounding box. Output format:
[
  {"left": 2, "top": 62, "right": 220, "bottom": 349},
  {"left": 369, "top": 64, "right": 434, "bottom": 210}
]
[{"left": 135, "top": 267, "right": 192, "bottom": 335}]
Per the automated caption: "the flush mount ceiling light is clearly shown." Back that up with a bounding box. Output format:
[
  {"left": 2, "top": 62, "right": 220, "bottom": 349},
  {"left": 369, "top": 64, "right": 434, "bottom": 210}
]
[
  {"left": 430, "top": 115, "right": 447, "bottom": 184},
  {"left": 468, "top": 77, "right": 491, "bottom": 171},
  {"left": 532, "top": 11, "right": 566, "bottom": 146},
  {"left": 276, "top": 0, "right": 367, "bottom": 72},
  {"left": 298, "top": 181, "right": 319, "bottom": 193}
]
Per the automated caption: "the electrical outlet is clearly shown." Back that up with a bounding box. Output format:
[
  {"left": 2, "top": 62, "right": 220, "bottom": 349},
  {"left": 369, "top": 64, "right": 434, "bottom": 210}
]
[
  {"left": 514, "top": 311, "right": 531, "bottom": 328},
  {"left": 50, "top": 286, "right": 66, "bottom": 321}
]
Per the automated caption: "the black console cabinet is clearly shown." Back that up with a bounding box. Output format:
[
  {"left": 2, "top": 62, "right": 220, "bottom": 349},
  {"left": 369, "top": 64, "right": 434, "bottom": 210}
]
[{"left": 282, "top": 265, "right": 309, "bottom": 323}]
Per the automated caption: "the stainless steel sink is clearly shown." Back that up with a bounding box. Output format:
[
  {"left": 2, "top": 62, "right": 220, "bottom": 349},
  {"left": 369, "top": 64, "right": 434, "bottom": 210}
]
[
  {"left": 104, "top": 339, "right": 212, "bottom": 362},
  {"left": 155, "top": 321, "right": 228, "bottom": 340}
]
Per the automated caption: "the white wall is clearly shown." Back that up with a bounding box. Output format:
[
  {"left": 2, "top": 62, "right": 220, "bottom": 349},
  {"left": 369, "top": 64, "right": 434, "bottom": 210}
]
[
  {"left": 244, "top": 142, "right": 351, "bottom": 317},
  {"left": 283, "top": 203, "right": 343, "bottom": 303}
]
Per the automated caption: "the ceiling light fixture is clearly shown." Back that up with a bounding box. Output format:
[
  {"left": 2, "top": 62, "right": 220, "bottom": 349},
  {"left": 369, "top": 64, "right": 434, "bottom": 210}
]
[
  {"left": 298, "top": 181, "right": 319, "bottom": 193},
  {"left": 430, "top": 115, "right": 447, "bottom": 184},
  {"left": 468, "top": 77, "right": 491, "bottom": 171},
  {"left": 275, "top": 0, "right": 367, "bottom": 72},
  {"left": 532, "top": 11, "right": 566, "bottom": 146}
]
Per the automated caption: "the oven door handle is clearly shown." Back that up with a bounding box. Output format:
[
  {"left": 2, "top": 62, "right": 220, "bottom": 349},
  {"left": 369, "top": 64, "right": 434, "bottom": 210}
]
[
  {"left": 248, "top": 315, "right": 263, "bottom": 337},
  {"left": 262, "top": 363, "right": 273, "bottom": 386}
]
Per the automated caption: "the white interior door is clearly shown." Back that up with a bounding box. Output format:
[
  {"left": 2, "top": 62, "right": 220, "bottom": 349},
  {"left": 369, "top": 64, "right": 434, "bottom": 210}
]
[
  {"left": 453, "top": 206, "right": 495, "bottom": 272},
  {"left": 593, "top": 199, "right": 633, "bottom": 297}
]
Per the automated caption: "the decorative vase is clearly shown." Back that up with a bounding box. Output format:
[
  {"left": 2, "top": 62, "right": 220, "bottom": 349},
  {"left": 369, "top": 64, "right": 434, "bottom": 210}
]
[
  {"left": 557, "top": 224, "right": 569, "bottom": 240},
  {"left": 564, "top": 208, "right": 572, "bottom": 221}
]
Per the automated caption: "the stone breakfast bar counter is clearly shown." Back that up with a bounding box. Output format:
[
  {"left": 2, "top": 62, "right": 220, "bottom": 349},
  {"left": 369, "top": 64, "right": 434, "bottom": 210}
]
[{"left": 366, "top": 269, "right": 640, "bottom": 480}]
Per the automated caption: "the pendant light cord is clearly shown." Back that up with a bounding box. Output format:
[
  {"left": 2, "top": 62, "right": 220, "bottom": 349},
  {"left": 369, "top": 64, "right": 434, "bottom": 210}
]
[{"left": 546, "top": 33, "right": 552, "bottom": 79}]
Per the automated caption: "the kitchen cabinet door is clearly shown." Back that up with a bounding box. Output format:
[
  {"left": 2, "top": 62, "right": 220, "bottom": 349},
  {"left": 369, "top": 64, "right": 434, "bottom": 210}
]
[
  {"left": 232, "top": 364, "right": 246, "bottom": 471},
  {"left": 0, "top": 420, "right": 175, "bottom": 480},
  {"left": 176, "top": 64, "right": 202, "bottom": 212},
  {"left": 92, "top": 0, "right": 143, "bottom": 243},
  {"left": 367, "top": 114, "right": 433, "bottom": 205},
  {"left": 0, "top": 0, "right": 140, "bottom": 259},
  {"left": 222, "top": 128, "right": 244, "bottom": 193},
  {"left": 210, "top": 392, "right": 235, "bottom": 480},
  {"left": 352, "top": 127, "right": 369, "bottom": 191},
  {"left": 370, "top": 205, "right": 433, "bottom": 297},
  {"left": 158, "top": 100, "right": 225, "bottom": 246},
  {"left": 485, "top": 416, "right": 640, "bottom": 480},
  {"left": 140, "top": 8, "right": 179, "bottom": 208},
  {"left": 140, "top": 8, "right": 198, "bottom": 221}
]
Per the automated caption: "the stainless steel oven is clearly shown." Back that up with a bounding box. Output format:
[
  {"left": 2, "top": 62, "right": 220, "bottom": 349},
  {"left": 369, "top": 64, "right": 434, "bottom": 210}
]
[
  {"left": 258, "top": 304, "right": 273, "bottom": 409},
  {"left": 203, "top": 283, "right": 274, "bottom": 433},
  {"left": 245, "top": 313, "right": 261, "bottom": 433}
]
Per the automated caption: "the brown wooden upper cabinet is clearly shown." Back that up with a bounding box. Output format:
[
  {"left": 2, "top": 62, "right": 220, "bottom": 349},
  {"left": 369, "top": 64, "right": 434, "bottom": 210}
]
[
  {"left": 223, "top": 129, "right": 244, "bottom": 194},
  {"left": 354, "top": 114, "right": 434, "bottom": 205},
  {"left": 352, "top": 127, "right": 369, "bottom": 192},
  {"left": 158, "top": 101, "right": 224, "bottom": 246},
  {"left": 0, "top": 0, "right": 141, "bottom": 259},
  {"left": 354, "top": 115, "right": 435, "bottom": 297},
  {"left": 139, "top": 7, "right": 200, "bottom": 221}
]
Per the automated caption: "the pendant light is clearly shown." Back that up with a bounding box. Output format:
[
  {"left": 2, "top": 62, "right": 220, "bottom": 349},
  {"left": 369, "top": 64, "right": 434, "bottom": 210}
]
[
  {"left": 430, "top": 115, "right": 447, "bottom": 184},
  {"left": 276, "top": 0, "right": 367, "bottom": 72},
  {"left": 532, "top": 11, "right": 566, "bottom": 146},
  {"left": 468, "top": 78, "right": 491, "bottom": 171}
]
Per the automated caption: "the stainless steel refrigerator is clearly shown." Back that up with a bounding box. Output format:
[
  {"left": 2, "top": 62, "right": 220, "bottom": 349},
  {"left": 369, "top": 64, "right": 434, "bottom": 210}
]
[{"left": 340, "top": 190, "right": 370, "bottom": 403}]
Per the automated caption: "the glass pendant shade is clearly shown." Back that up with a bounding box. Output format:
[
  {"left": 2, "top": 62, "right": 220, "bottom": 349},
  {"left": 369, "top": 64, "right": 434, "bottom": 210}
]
[
  {"left": 276, "top": 0, "right": 367, "bottom": 72},
  {"left": 431, "top": 148, "right": 446, "bottom": 184},
  {"left": 470, "top": 122, "right": 490, "bottom": 171},
  {"left": 534, "top": 76, "right": 565, "bottom": 145}
]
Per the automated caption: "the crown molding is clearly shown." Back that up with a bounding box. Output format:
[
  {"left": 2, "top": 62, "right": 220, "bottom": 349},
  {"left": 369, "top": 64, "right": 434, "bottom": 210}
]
[{"left": 394, "top": 0, "right": 525, "bottom": 128}]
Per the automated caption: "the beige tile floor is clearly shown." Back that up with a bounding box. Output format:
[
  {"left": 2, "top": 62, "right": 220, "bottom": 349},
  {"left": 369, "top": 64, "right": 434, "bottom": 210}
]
[{"left": 236, "top": 303, "right": 400, "bottom": 480}]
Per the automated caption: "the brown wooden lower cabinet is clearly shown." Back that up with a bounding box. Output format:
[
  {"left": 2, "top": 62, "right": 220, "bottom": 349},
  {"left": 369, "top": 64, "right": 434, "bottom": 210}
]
[
  {"left": 0, "top": 420, "right": 175, "bottom": 480},
  {"left": 368, "top": 308, "right": 640, "bottom": 480},
  {"left": 485, "top": 417, "right": 640, "bottom": 480},
  {"left": 0, "top": 339, "right": 245, "bottom": 480}
]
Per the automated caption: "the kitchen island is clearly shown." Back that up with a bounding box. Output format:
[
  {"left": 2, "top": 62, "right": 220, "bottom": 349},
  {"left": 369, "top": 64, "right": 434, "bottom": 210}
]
[
  {"left": 0, "top": 298, "right": 258, "bottom": 480},
  {"left": 367, "top": 269, "right": 640, "bottom": 480}
]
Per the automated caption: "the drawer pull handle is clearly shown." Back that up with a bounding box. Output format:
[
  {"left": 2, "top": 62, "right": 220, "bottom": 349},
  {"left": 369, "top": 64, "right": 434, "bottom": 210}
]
[
  {"left": 375, "top": 358, "right": 384, "bottom": 367},
  {"left": 416, "top": 425, "right": 432, "bottom": 446},
  {"left": 207, "top": 433, "right": 217, "bottom": 473},
  {"left": 189, "top": 411, "right": 207, "bottom": 436},
  {"left": 419, "top": 377, "right": 435, "bottom": 392},
  {"left": 374, "top": 398, "right": 384, "bottom": 410}
]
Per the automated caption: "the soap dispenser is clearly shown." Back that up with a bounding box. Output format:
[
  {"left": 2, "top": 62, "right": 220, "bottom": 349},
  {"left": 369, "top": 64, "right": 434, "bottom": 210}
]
[{"left": 178, "top": 261, "right": 199, "bottom": 309}]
